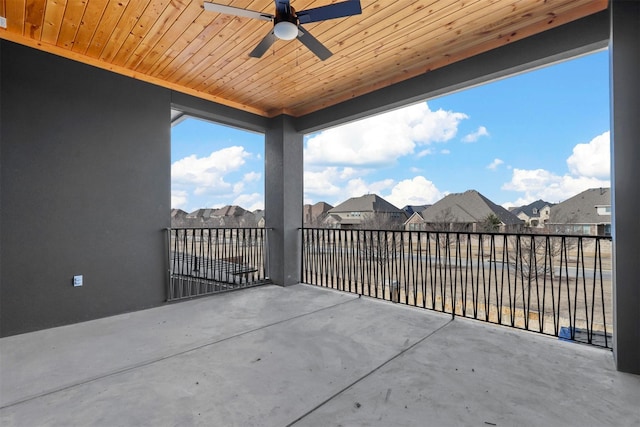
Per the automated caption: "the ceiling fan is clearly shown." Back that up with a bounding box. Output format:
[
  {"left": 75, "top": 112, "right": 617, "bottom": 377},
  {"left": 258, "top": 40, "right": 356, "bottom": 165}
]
[{"left": 203, "top": 0, "right": 362, "bottom": 61}]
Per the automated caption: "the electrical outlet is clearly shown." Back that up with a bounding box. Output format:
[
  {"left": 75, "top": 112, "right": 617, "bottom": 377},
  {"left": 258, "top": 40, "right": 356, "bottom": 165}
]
[
  {"left": 73, "top": 275, "right": 83, "bottom": 287},
  {"left": 0, "top": 17, "right": 7, "bottom": 29}
]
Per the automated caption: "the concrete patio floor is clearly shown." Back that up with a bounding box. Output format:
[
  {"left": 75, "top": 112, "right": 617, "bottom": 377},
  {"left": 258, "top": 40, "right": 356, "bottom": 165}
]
[{"left": 1, "top": 284, "right": 638, "bottom": 426}]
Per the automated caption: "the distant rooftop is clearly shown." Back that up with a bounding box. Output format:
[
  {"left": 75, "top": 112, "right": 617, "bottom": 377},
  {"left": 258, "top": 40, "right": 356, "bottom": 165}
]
[
  {"left": 511, "top": 199, "right": 554, "bottom": 218},
  {"left": 422, "top": 190, "right": 523, "bottom": 225},
  {"left": 550, "top": 187, "right": 611, "bottom": 224},
  {"left": 329, "top": 194, "right": 403, "bottom": 214}
]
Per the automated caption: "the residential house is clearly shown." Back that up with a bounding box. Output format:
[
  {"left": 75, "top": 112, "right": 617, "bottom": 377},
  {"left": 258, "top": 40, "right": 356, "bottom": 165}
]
[
  {"left": 404, "top": 211, "right": 427, "bottom": 231},
  {"left": 303, "top": 202, "right": 333, "bottom": 227},
  {"left": 184, "top": 208, "right": 217, "bottom": 226},
  {"left": 510, "top": 200, "right": 554, "bottom": 228},
  {"left": 179, "top": 205, "right": 258, "bottom": 227},
  {"left": 548, "top": 188, "right": 611, "bottom": 236},
  {"left": 253, "top": 210, "right": 265, "bottom": 228},
  {"left": 211, "top": 205, "right": 249, "bottom": 227},
  {"left": 170, "top": 209, "right": 188, "bottom": 227},
  {"left": 422, "top": 190, "right": 524, "bottom": 232},
  {"left": 326, "top": 194, "right": 406, "bottom": 229}
]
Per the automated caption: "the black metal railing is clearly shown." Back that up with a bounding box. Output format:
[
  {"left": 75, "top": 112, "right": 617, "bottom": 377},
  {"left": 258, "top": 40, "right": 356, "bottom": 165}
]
[
  {"left": 166, "top": 227, "right": 270, "bottom": 301},
  {"left": 302, "top": 228, "right": 612, "bottom": 348}
]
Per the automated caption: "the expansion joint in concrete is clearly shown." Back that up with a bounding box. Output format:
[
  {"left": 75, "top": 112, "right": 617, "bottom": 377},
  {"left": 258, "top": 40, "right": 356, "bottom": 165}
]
[
  {"left": 285, "top": 318, "right": 455, "bottom": 426},
  {"left": 0, "top": 296, "right": 359, "bottom": 410}
]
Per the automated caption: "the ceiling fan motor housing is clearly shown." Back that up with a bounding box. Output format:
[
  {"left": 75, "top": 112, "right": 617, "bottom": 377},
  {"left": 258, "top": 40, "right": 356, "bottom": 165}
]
[
  {"left": 275, "top": 6, "right": 298, "bottom": 24},
  {"left": 274, "top": 7, "right": 299, "bottom": 40}
]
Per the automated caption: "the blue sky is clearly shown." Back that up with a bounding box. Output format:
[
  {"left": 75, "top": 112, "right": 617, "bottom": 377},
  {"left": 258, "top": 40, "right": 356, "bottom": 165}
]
[{"left": 171, "top": 50, "right": 610, "bottom": 213}]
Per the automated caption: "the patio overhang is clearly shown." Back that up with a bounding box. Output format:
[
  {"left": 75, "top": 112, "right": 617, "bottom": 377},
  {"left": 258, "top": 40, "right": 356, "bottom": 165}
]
[
  {"left": 0, "top": 0, "right": 608, "bottom": 118},
  {"left": 0, "top": 0, "right": 638, "bottom": 376}
]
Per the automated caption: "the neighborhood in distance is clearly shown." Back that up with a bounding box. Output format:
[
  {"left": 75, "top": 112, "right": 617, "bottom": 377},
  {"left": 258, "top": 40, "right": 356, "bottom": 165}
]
[{"left": 172, "top": 187, "right": 611, "bottom": 237}]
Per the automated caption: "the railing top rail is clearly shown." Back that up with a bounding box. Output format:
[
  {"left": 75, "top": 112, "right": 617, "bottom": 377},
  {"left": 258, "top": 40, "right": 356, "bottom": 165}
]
[{"left": 299, "top": 227, "right": 612, "bottom": 240}]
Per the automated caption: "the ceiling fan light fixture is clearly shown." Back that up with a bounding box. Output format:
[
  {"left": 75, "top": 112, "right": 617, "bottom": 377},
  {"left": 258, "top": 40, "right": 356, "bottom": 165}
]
[{"left": 274, "top": 21, "right": 298, "bottom": 40}]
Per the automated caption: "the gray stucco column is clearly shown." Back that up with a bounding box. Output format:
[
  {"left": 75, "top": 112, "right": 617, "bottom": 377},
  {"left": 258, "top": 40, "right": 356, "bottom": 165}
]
[
  {"left": 265, "top": 115, "right": 303, "bottom": 286},
  {"left": 610, "top": 0, "right": 640, "bottom": 375}
]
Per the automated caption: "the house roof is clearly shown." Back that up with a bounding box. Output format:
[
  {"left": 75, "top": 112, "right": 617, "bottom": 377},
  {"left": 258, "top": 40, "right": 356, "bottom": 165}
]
[
  {"left": 422, "top": 190, "right": 523, "bottom": 225},
  {"left": 511, "top": 200, "right": 554, "bottom": 218},
  {"left": 171, "top": 209, "right": 188, "bottom": 219},
  {"left": 314, "top": 201, "right": 333, "bottom": 211},
  {"left": 186, "top": 208, "right": 216, "bottom": 219},
  {"left": 212, "top": 205, "right": 247, "bottom": 217},
  {"left": 304, "top": 202, "right": 334, "bottom": 222},
  {"left": 0, "top": 1, "right": 607, "bottom": 118},
  {"left": 404, "top": 212, "right": 425, "bottom": 226},
  {"left": 402, "top": 205, "right": 431, "bottom": 216},
  {"left": 310, "top": 202, "right": 333, "bottom": 217},
  {"left": 329, "top": 194, "right": 403, "bottom": 215},
  {"left": 252, "top": 210, "right": 265, "bottom": 221},
  {"left": 549, "top": 187, "right": 611, "bottom": 224}
]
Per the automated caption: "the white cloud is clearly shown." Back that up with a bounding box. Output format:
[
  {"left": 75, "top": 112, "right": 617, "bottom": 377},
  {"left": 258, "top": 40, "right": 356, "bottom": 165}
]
[
  {"left": 462, "top": 126, "right": 489, "bottom": 143},
  {"left": 501, "top": 131, "right": 610, "bottom": 206},
  {"left": 369, "top": 179, "right": 396, "bottom": 194},
  {"left": 487, "top": 158, "right": 504, "bottom": 170},
  {"left": 340, "top": 167, "right": 360, "bottom": 180},
  {"left": 233, "top": 182, "right": 245, "bottom": 193},
  {"left": 440, "top": 149, "right": 451, "bottom": 155},
  {"left": 171, "top": 190, "right": 188, "bottom": 209},
  {"left": 384, "top": 176, "right": 445, "bottom": 207},
  {"left": 304, "top": 166, "right": 398, "bottom": 205},
  {"left": 305, "top": 102, "right": 468, "bottom": 167},
  {"left": 304, "top": 167, "right": 345, "bottom": 198},
  {"left": 302, "top": 102, "right": 469, "bottom": 205},
  {"left": 233, "top": 193, "right": 263, "bottom": 211},
  {"left": 343, "top": 178, "right": 372, "bottom": 197},
  {"left": 171, "top": 146, "right": 267, "bottom": 211},
  {"left": 566, "top": 131, "right": 610, "bottom": 178},
  {"left": 502, "top": 168, "right": 609, "bottom": 205},
  {"left": 171, "top": 146, "right": 249, "bottom": 196},
  {"left": 345, "top": 178, "right": 395, "bottom": 199},
  {"left": 243, "top": 171, "right": 261, "bottom": 182}
]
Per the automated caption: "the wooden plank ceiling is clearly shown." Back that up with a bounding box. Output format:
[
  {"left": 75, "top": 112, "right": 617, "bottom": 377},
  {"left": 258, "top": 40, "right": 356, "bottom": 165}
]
[{"left": 0, "top": 0, "right": 607, "bottom": 117}]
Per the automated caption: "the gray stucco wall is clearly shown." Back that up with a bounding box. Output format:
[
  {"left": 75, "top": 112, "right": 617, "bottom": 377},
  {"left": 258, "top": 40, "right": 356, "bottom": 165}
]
[
  {"left": 0, "top": 41, "right": 171, "bottom": 336},
  {"left": 610, "top": 0, "right": 640, "bottom": 374}
]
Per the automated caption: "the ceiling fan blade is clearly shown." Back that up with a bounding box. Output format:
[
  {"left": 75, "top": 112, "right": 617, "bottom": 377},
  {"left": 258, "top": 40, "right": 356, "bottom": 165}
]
[
  {"left": 297, "top": 1, "right": 362, "bottom": 24},
  {"left": 204, "top": 2, "right": 273, "bottom": 21},
  {"left": 297, "top": 26, "right": 332, "bottom": 61},
  {"left": 249, "top": 30, "right": 277, "bottom": 58}
]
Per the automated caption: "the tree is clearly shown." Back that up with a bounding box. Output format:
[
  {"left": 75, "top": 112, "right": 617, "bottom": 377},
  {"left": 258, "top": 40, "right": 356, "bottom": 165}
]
[
  {"left": 426, "top": 207, "right": 470, "bottom": 257},
  {"left": 479, "top": 213, "right": 502, "bottom": 232},
  {"left": 356, "top": 214, "right": 403, "bottom": 263},
  {"left": 354, "top": 213, "right": 405, "bottom": 299},
  {"left": 357, "top": 212, "right": 403, "bottom": 231},
  {"left": 507, "top": 229, "right": 578, "bottom": 280},
  {"left": 547, "top": 210, "right": 579, "bottom": 235}
]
